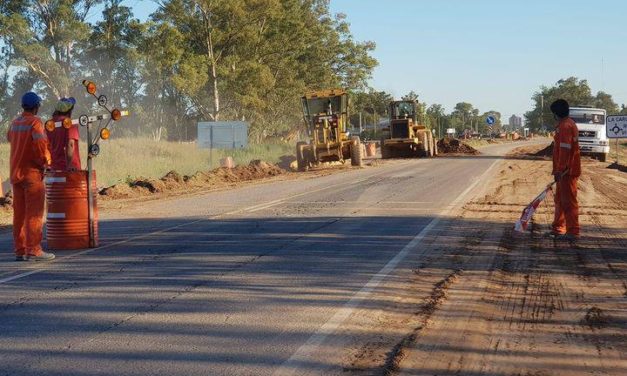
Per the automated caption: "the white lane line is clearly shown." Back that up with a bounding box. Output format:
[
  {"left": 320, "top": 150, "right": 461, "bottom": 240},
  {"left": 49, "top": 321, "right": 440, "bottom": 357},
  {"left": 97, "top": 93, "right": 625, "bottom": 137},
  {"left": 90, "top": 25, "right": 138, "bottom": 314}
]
[
  {"left": 278, "top": 201, "right": 434, "bottom": 205},
  {"left": 273, "top": 158, "right": 500, "bottom": 376},
  {"left": 0, "top": 162, "right": 413, "bottom": 285}
]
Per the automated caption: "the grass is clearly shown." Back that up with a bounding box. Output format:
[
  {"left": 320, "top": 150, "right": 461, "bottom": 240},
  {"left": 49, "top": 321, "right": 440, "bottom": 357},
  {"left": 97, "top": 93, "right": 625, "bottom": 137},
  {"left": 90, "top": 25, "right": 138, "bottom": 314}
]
[
  {"left": 0, "top": 138, "right": 295, "bottom": 188},
  {"left": 608, "top": 139, "right": 627, "bottom": 162}
]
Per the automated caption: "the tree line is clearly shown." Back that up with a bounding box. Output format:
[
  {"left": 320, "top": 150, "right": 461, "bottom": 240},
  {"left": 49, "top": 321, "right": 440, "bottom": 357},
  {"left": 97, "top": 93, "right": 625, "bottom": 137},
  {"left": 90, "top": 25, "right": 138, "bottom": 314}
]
[
  {"left": 524, "top": 77, "right": 627, "bottom": 131},
  {"left": 350, "top": 89, "right": 505, "bottom": 138},
  {"left": 2, "top": 2, "right": 625, "bottom": 142},
  {"left": 351, "top": 76, "right": 627, "bottom": 139},
  {"left": 0, "top": 0, "right": 377, "bottom": 141}
]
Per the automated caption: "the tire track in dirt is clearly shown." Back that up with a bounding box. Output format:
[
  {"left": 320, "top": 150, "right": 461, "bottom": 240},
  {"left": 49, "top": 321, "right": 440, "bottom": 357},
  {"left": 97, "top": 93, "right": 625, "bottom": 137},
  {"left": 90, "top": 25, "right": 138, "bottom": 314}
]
[
  {"left": 339, "top": 208, "right": 491, "bottom": 376},
  {"left": 380, "top": 269, "right": 463, "bottom": 376}
]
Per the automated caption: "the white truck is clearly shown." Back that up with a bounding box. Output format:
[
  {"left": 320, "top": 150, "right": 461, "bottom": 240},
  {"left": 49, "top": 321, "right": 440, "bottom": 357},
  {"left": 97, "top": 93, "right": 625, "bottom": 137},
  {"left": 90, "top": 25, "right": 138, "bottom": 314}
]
[{"left": 570, "top": 107, "right": 610, "bottom": 162}]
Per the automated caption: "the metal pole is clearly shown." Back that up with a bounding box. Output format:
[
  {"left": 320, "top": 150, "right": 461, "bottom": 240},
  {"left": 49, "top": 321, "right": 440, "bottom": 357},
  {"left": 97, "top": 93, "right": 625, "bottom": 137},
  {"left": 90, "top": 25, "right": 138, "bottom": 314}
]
[
  {"left": 359, "top": 112, "right": 362, "bottom": 135},
  {"left": 209, "top": 125, "right": 213, "bottom": 168},
  {"left": 86, "top": 122, "right": 95, "bottom": 248},
  {"left": 617, "top": 138, "right": 620, "bottom": 165},
  {"left": 540, "top": 94, "right": 544, "bottom": 130},
  {"left": 232, "top": 123, "right": 235, "bottom": 149}
]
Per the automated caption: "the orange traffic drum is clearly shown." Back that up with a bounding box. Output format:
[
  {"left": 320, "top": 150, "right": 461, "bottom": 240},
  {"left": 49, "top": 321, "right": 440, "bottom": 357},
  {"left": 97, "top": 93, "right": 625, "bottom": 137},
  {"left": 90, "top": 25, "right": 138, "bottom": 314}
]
[
  {"left": 365, "top": 142, "right": 377, "bottom": 157},
  {"left": 45, "top": 170, "right": 99, "bottom": 250}
]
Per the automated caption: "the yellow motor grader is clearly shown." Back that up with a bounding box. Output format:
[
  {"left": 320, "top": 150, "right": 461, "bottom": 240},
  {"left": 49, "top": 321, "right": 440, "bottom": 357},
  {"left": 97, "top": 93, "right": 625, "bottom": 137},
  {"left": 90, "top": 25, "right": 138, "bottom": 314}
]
[
  {"left": 297, "top": 89, "right": 363, "bottom": 171},
  {"left": 380, "top": 100, "right": 437, "bottom": 158}
]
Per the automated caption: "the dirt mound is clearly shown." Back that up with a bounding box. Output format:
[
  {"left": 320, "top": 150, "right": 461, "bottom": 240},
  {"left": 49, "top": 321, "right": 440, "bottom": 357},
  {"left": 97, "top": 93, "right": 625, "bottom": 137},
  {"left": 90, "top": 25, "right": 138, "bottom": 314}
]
[
  {"left": 437, "top": 138, "right": 480, "bottom": 155},
  {"left": 278, "top": 155, "right": 297, "bottom": 171},
  {"left": 100, "top": 160, "right": 286, "bottom": 200},
  {"left": 160, "top": 170, "right": 186, "bottom": 190},
  {"left": 607, "top": 162, "right": 627, "bottom": 173},
  {"left": 533, "top": 142, "right": 554, "bottom": 157},
  {"left": 162, "top": 170, "right": 185, "bottom": 183},
  {"left": 130, "top": 178, "right": 166, "bottom": 193},
  {"left": 99, "top": 183, "right": 138, "bottom": 199}
]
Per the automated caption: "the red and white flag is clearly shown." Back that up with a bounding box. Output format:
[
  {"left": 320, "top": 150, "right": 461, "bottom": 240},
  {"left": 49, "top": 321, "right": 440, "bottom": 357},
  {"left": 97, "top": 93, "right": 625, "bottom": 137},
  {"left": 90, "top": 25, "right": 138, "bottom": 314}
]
[{"left": 514, "top": 185, "right": 553, "bottom": 233}]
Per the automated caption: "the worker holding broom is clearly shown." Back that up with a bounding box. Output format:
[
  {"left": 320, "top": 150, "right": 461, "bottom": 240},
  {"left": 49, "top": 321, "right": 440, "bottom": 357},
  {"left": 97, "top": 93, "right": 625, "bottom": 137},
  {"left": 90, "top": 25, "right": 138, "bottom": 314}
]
[{"left": 549, "top": 99, "right": 581, "bottom": 242}]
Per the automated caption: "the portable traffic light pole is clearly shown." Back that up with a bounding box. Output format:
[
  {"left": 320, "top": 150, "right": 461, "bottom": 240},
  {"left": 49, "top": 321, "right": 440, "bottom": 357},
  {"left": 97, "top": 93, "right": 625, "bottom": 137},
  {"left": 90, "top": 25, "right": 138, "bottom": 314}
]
[
  {"left": 82, "top": 80, "right": 129, "bottom": 247},
  {"left": 45, "top": 81, "right": 129, "bottom": 248}
]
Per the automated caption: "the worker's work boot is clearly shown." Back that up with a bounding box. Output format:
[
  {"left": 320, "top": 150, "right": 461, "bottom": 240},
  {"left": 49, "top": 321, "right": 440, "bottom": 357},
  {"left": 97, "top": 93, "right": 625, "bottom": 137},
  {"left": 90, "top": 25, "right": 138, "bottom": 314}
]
[
  {"left": 15, "top": 255, "right": 27, "bottom": 261},
  {"left": 26, "top": 252, "right": 55, "bottom": 261},
  {"left": 545, "top": 230, "right": 564, "bottom": 239}
]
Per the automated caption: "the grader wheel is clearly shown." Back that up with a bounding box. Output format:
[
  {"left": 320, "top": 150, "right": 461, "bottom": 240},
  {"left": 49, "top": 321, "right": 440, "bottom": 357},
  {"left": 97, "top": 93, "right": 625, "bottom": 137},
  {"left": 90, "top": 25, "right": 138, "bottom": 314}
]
[
  {"left": 433, "top": 135, "right": 439, "bottom": 156},
  {"left": 296, "top": 142, "right": 308, "bottom": 171},
  {"left": 417, "top": 132, "right": 429, "bottom": 157},
  {"left": 380, "top": 138, "right": 392, "bottom": 159}
]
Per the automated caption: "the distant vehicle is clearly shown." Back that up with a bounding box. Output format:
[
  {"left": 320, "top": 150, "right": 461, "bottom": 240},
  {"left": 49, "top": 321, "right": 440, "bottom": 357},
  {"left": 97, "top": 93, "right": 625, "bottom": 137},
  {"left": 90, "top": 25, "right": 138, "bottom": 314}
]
[{"left": 570, "top": 107, "right": 610, "bottom": 162}]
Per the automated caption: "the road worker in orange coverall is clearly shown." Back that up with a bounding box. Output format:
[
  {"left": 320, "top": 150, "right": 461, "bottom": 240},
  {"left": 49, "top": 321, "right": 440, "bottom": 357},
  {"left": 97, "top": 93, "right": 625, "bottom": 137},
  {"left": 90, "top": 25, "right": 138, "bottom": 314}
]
[
  {"left": 549, "top": 99, "right": 581, "bottom": 243},
  {"left": 7, "top": 92, "right": 55, "bottom": 261}
]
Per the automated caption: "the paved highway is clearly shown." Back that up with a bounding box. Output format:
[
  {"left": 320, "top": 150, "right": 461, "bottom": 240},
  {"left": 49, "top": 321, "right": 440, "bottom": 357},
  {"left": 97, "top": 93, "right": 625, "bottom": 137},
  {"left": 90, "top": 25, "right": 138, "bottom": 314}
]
[{"left": 0, "top": 141, "right": 542, "bottom": 376}]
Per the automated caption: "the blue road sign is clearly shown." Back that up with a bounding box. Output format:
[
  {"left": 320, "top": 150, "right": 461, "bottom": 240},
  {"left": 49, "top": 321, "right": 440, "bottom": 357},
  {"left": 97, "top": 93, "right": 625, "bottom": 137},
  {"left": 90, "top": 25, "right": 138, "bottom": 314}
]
[{"left": 486, "top": 115, "right": 496, "bottom": 126}]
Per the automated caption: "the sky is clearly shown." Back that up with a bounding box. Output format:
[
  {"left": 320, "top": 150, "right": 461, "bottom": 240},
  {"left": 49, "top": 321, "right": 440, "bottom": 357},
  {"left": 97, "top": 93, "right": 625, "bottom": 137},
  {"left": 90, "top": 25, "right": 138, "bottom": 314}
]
[{"left": 111, "top": 0, "right": 627, "bottom": 121}]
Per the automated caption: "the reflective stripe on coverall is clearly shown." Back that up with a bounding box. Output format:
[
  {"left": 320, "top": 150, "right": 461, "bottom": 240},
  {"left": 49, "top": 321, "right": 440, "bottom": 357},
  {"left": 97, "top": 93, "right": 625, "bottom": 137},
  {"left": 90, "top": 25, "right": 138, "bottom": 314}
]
[
  {"left": 552, "top": 117, "right": 581, "bottom": 236},
  {"left": 7, "top": 112, "right": 51, "bottom": 257}
]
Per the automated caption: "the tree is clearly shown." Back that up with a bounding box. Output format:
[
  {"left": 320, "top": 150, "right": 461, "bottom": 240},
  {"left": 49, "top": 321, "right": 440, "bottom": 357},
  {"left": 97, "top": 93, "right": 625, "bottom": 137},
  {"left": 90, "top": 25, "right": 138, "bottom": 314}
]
[
  {"left": 401, "top": 91, "right": 419, "bottom": 102},
  {"left": 82, "top": 0, "right": 144, "bottom": 110},
  {"left": 594, "top": 91, "right": 619, "bottom": 114},
  {"left": 0, "top": 0, "right": 377, "bottom": 142},
  {"left": 144, "top": 0, "right": 377, "bottom": 140},
  {"left": 451, "top": 102, "right": 475, "bottom": 131},
  {"left": 0, "top": 0, "right": 100, "bottom": 98},
  {"left": 350, "top": 89, "right": 392, "bottom": 127},
  {"left": 426, "top": 103, "right": 447, "bottom": 137},
  {"left": 524, "top": 77, "right": 620, "bottom": 131}
]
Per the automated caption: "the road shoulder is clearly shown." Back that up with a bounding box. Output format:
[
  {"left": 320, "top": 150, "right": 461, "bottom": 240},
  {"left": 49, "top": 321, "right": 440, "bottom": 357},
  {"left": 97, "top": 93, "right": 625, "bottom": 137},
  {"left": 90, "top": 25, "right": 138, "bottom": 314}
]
[{"left": 338, "top": 145, "right": 626, "bottom": 376}]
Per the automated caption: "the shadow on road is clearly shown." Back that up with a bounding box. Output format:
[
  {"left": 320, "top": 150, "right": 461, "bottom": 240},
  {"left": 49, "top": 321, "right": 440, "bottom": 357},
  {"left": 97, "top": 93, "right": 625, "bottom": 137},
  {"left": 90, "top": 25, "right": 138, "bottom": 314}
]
[{"left": 0, "top": 213, "right": 624, "bottom": 375}]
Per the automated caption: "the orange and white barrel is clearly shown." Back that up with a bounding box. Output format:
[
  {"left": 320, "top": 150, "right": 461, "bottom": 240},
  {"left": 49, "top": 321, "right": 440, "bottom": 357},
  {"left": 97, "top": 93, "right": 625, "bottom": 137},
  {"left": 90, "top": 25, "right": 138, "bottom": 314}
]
[{"left": 45, "top": 170, "right": 98, "bottom": 250}]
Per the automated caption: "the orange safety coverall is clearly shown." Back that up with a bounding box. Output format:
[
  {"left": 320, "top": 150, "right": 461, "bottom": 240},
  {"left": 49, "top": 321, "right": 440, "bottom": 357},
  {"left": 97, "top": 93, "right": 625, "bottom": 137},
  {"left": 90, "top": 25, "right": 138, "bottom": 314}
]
[
  {"left": 7, "top": 112, "right": 52, "bottom": 257},
  {"left": 552, "top": 117, "right": 581, "bottom": 236}
]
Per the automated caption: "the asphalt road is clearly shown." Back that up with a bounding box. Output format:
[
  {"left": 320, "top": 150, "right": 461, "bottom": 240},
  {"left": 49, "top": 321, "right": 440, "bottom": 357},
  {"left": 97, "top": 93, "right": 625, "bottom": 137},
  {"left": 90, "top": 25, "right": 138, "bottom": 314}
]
[{"left": 0, "top": 141, "right": 545, "bottom": 376}]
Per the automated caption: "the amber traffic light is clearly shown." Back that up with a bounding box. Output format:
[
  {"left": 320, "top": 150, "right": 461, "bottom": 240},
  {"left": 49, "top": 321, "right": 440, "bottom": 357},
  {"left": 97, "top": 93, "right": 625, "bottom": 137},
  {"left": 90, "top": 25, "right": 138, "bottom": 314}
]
[
  {"left": 62, "top": 118, "right": 73, "bottom": 129},
  {"left": 111, "top": 109, "right": 122, "bottom": 121},
  {"left": 83, "top": 80, "right": 97, "bottom": 95},
  {"left": 100, "top": 128, "right": 111, "bottom": 140},
  {"left": 45, "top": 120, "right": 55, "bottom": 132}
]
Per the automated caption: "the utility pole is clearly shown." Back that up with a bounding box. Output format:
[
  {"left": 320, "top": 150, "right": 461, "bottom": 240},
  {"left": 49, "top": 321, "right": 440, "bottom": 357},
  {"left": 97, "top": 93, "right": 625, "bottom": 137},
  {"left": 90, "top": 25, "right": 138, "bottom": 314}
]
[
  {"left": 540, "top": 94, "right": 544, "bottom": 130},
  {"left": 359, "top": 112, "right": 362, "bottom": 135}
]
